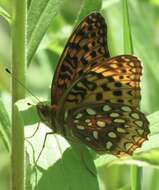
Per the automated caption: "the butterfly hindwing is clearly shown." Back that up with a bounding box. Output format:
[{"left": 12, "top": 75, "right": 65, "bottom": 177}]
[
  {"left": 67, "top": 102, "right": 149, "bottom": 156},
  {"left": 51, "top": 12, "right": 110, "bottom": 104}
]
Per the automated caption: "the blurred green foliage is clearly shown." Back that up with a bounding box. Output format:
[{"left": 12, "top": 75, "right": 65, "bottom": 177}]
[{"left": 0, "top": 0, "right": 159, "bottom": 190}]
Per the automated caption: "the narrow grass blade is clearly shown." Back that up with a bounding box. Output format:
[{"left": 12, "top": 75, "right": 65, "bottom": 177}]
[
  {"left": 74, "top": 0, "right": 102, "bottom": 27},
  {"left": 123, "top": 1, "right": 141, "bottom": 189},
  {"left": 0, "top": 6, "right": 11, "bottom": 23},
  {"left": 0, "top": 99, "right": 11, "bottom": 152}
]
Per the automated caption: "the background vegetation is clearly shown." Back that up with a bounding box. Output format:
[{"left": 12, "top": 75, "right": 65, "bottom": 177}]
[{"left": 0, "top": 0, "right": 159, "bottom": 190}]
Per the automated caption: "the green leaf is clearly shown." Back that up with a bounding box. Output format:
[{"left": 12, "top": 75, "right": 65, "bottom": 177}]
[
  {"left": 0, "top": 6, "right": 11, "bottom": 23},
  {"left": 27, "top": 0, "right": 64, "bottom": 64},
  {"left": 15, "top": 98, "right": 41, "bottom": 126},
  {"left": 34, "top": 143, "right": 99, "bottom": 190},
  {"left": 25, "top": 124, "right": 99, "bottom": 189},
  {"left": 0, "top": 99, "right": 11, "bottom": 152}
]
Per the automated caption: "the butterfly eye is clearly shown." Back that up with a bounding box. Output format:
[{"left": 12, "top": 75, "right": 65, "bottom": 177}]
[
  {"left": 37, "top": 104, "right": 50, "bottom": 118},
  {"left": 41, "top": 108, "right": 48, "bottom": 116}
]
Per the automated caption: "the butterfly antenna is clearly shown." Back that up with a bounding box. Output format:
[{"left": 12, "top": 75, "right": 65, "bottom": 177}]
[{"left": 5, "top": 68, "right": 42, "bottom": 103}]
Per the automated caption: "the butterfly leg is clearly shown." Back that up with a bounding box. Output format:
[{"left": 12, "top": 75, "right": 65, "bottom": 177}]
[
  {"left": 25, "top": 122, "right": 40, "bottom": 139},
  {"left": 35, "top": 132, "right": 54, "bottom": 164},
  {"left": 25, "top": 131, "right": 54, "bottom": 186}
]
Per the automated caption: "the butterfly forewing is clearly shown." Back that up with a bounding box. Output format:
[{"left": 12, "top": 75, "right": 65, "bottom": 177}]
[
  {"left": 51, "top": 12, "right": 110, "bottom": 104},
  {"left": 67, "top": 102, "right": 149, "bottom": 156},
  {"left": 63, "top": 55, "right": 142, "bottom": 110}
]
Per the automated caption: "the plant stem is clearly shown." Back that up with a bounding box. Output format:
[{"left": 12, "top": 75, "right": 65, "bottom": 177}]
[
  {"left": 12, "top": 0, "right": 26, "bottom": 190},
  {"left": 131, "top": 166, "right": 142, "bottom": 190}
]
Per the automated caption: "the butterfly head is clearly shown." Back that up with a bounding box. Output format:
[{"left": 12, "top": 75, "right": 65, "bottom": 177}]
[{"left": 37, "top": 102, "right": 56, "bottom": 128}]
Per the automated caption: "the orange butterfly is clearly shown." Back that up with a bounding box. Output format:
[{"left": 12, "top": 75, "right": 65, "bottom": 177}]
[{"left": 37, "top": 12, "right": 150, "bottom": 157}]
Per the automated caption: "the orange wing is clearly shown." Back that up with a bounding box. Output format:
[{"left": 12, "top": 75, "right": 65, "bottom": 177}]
[
  {"left": 51, "top": 12, "right": 110, "bottom": 104},
  {"left": 63, "top": 55, "right": 142, "bottom": 110}
]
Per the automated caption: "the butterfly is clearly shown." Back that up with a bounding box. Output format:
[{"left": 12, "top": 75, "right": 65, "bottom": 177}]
[{"left": 37, "top": 12, "right": 150, "bottom": 157}]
